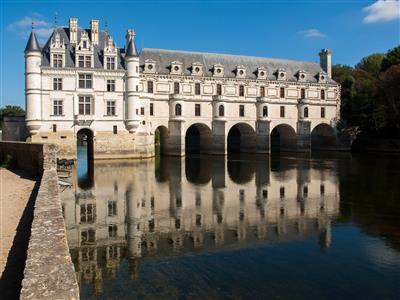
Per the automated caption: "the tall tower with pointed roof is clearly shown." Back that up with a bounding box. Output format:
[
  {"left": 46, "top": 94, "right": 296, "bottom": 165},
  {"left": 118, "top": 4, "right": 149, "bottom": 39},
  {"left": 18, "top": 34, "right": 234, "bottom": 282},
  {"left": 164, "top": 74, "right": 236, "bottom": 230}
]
[
  {"left": 25, "top": 27, "right": 42, "bottom": 135},
  {"left": 124, "top": 29, "right": 140, "bottom": 133}
]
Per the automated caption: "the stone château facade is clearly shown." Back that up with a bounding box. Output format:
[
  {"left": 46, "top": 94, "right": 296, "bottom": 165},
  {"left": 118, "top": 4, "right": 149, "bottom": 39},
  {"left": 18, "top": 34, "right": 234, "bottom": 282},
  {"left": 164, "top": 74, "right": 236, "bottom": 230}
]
[{"left": 25, "top": 18, "right": 341, "bottom": 159}]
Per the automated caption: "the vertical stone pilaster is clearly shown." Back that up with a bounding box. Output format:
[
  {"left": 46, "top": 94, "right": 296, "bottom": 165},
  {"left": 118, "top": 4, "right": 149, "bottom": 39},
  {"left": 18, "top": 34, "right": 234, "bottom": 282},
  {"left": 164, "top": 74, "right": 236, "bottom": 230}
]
[
  {"left": 165, "top": 120, "right": 185, "bottom": 156},
  {"left": 212, "top": 121, "right": 226, "bottom": 155},
  {"left": 296, "top": 121, "right": 311, "bottom": 152},
  {"left": 256, "top": 121, "right": 270, "bottom": 154}
]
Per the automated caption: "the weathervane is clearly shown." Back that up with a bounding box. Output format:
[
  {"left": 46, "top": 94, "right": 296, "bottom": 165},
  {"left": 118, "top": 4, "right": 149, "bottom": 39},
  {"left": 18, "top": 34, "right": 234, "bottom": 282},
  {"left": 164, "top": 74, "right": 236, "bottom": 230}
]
[{"left": 54, "top": 12, "right": 58, "bottom": 28}]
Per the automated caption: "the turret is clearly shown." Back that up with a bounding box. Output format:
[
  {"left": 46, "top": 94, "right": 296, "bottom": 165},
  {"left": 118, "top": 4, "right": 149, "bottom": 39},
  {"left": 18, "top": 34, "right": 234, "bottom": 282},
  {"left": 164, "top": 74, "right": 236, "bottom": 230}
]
[
  {"left": 124, "top": 29, "right": 140, "bottom": 133},
  {"left": 319, "top": 48, "right": 332, "bottom": 78},
  {"left": 25, "top": 28, "right": 42, "bottom": 135}
]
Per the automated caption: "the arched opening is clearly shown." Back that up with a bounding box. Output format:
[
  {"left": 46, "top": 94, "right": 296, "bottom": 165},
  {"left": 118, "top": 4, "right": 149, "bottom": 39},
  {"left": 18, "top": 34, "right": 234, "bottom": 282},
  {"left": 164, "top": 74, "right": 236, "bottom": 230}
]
[
  {"left": 219, "top": 105, "right": 224, "bottom": 117},
  {"left": 185, "top": 123, "right": 213, "bottom": 154},
  {"left": 185, "top": 155, "right": 211, "bottom": 185},
  {"left": 227, "top": 123, "right": 256, "bottom": 154},
  {"left": 311, "top": 123, "right": 337, "bottom": 151},
  {"left": 227, "top": 158, "right": 256, "bottom": 184},
  {"left": 154, "top": 126, "right": 168, "bottom": 155},
  {"left": 77, "top": 128, "right": 94, "bottom": 189},
  {"left": 270, "top": 124, "right": 297, "bottom": 152},
  {"left": 175, "top": 104, "right": 182, "bottom": 116}
]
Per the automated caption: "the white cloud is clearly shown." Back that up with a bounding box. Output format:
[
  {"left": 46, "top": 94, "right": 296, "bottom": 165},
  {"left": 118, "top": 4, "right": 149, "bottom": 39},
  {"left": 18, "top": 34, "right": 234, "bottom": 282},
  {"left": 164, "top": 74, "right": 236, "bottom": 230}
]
[
  {"left": 298, "top": 29, "right": 326, "bottom": 38},
  {"left": 7, "top": 15, "right": 53, "bottom": 41},
  {"left": 363, "top": 0, "right": 400, "bottom": 23}
]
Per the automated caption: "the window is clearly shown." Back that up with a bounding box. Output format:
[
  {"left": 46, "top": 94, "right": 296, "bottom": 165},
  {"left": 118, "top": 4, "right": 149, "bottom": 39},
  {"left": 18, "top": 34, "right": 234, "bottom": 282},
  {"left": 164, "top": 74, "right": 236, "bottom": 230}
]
[
  {"left": 52, "top": 124, "right": 57, "bottom": 133},
  {"left": 147, "top": 81, "right": 153, "bottom": 93},
  {"left": 53, "top": 78, "right": 62, "bottom": 90},
  {"left": 78, "top": 55, "right": 91, "bottom": 68},
  {"left": 107, "top": 80, "right": 115, "bottom": 92},
  {"left": 174, "top": 82, "right": 180, "bottom": 94},
  {"left": 239, "top": 85, "right": 245, "bottom": 97},
  {"left": 53, "top": 100, "right": 63, "bottom": 116},
  {"left": 195, "top": 104, "right": 201, "bottom": 116},
  {"left": 321, "top": 107, "right": 325, "bottom": 118},
  {"left": 81, "top": 229, "right": 95, "bottom": 244},
  {"left": 195, "top": 83, "right": 201, "bottom": 95},
  {"left": 263, "top": 106, "right": 268, "bottom": 117},
  {"left": 260, "top": 86, "right": 265, "bottom": 97},
  {"left": 196, "top": 214, "right": 202, "bottom": 227},
  {"left": 280, "top": 87, "right": 285, "bottom": 98},
  {"left": 113, "top": 125, "right": 117, "bottom": 134},
  {"left": 321, "top": 89, "right": 325, "bottom": 100},
  {"left": 80, "top": 204, "right": 96, "bottom": 223},
  {"left": 216, "top": 84, "right": 222, "bottom": 95},
  {"left": 108, "top": 225, "right": 118, "bottom": 238},
  {"left": 106, "top": 57, "right": 115, "bottom": 70},
  {"left": 239, "top": 105, "right": 245, "bottom": 117},
  {"left": 280, "top": 106, "right": 285, "bottom": 117},
  {"left": 301, "top": 88, "right": 305, "bottom": 99},
  {"left": 53, "top": 54, "right": 63, "bottom": 68},
  {"left": 106, "top": 100, "right": 116, "bottom": 116},
  {"left": 175, "top": 103, "right": 182, "bottom": 116},
  {"left": 108, "top": 201, "right": 117, "bottom": 216},
  {"left": 320, "top": 184, "right": 325, "bottom": 195},
  {"left": 78, "top": 74, "right": 92, "bottom": 89},
  {"left": 280, "top": 187, "right": 285, "bottom": 198},
  {"left": 304, "top": 107, "right": 309, "bottom": 118},
  {"left": 140, "top": 107, "right": 145, "bottom": 115},
  {"left": 219, "top": 105, "right": 224, "bottom": 117},
  {"left": 303, "top": 186, "right": 308, "bottom": 197},
  {"left": 79, "top": 96, "right": 92, "bottom": 115},
  {"left": 150, "top": 103, "right": 154, "bottom": 116}
]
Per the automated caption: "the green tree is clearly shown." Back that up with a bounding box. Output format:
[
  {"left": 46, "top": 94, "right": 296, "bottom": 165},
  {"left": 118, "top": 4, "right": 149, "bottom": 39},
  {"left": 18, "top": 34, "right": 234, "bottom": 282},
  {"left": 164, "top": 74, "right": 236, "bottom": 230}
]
[
  {"left": 355, "top": 53, "right": 384, "bottom": 77},
  {"left": 381, "top": 46, "right": 400, "bottom": 72},
  {"left": 379, "top": 64, "right": 400, "bottom": 132},
  {"left": 0, "top": 105, "right": 25, "bottom": 120}
]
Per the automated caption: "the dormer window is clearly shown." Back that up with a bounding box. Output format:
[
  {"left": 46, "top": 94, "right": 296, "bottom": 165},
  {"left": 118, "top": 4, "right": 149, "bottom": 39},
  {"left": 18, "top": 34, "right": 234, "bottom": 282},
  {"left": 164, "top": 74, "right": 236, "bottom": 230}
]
[
  {"left": 298, "top": 70, "right": 307, "bottom": 82},
  {"left": 106, "top": 57, "right": 116, "bottom": 70},
  {"left": 144, "top": 59, "right": 156, "bottom": 73},
  {"left": 104, "top": 35, "right": 117, "bottom": 70},
  {"left": 277, "top": 68, "right": 286, "bottom": 80},
  {"left": 213, "top": 64, "right": 224, "bottom": 77},
  {"left": 257, "top": 67, "right": 267, "bottom": 79},
  {"left": 53, "top": 54, "right": 63, "bottom": 68},
  {"left": 170, "top": 61, "right": 183, "bottom": 75},
  {"left": 50, "top": 31, "right": 65, "bottom": 68},
  {"left": 78, "top": 55, "right": 91, "bottom": 68},
  {"left": 236, "top": 66, "right": 246, "bottom": 78},
  {"left": 192, "top": 62, "right": 203, "bottom": 76},
  {"left": 318, "top": 72, "right": 327, "bottom": 83}
]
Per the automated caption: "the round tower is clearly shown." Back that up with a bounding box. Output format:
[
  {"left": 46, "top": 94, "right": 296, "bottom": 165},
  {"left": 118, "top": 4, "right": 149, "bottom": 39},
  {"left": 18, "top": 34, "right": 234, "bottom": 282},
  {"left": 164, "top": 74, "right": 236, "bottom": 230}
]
[
  {"left": 25, "top": 28, "right": 42, "bottom": 135},
  {"left": 124, "top": 29, "right": 140, "bottom": 133}
]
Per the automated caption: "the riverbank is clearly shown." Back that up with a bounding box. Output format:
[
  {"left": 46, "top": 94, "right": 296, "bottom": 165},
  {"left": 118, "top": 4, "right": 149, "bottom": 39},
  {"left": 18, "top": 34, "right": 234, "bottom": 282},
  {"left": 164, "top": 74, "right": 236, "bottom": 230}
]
[{"left": 0, "top": 168, "right": 35, "bottom": 277}]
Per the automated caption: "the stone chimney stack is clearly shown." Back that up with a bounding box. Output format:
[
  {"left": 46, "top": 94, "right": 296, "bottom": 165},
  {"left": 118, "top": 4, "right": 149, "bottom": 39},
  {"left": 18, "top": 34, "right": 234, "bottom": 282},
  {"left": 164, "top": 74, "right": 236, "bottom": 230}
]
[
  {"left": 69, "top": 18, "right": 78, "bottom": 44},
  {"left": 90, "top": 19, "right": 99, "bottom": 45},
  {"left": 319, "top": 48, "right": 332, "bottom": 78}
]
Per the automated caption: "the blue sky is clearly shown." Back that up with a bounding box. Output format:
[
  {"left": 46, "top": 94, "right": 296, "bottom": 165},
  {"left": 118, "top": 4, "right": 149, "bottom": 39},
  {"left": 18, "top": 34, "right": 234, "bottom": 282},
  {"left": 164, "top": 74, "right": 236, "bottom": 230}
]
[{"left": 1, "top": 0, "right": 399, "bottom": 108}]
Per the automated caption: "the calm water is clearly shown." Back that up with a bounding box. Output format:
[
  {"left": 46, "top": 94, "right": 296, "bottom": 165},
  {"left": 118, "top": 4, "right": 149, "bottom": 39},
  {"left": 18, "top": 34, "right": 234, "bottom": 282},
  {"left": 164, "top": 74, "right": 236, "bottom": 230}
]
[{"left": 61, "top": 150, "right": 400, "bottom": 299}]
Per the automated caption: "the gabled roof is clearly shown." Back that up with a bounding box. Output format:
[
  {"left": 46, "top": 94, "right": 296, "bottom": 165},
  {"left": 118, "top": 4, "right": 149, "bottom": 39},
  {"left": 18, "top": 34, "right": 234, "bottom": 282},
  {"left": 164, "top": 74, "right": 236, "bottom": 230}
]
[
  {"left": 139, "top": 48, "right": 336, "bottom": 84},
  {"left": 25, "top": 31, "right": 41, "bottom": 53}
]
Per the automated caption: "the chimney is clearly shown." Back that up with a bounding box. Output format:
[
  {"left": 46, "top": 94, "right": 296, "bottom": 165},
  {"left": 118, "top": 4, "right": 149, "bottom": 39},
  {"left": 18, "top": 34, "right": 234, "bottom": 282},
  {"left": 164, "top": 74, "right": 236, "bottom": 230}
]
[
  {"left": 319, "top": 48, "right": 332, "bottom": 78},
  {"left": 90, "top": 19, "right": 99, "bottom": 45},
  {"left": 69, "top": 18, "right": 78, "bottom": 44},
  {"left": 125, "top": 29, "right": 134, "bottom": 50}
]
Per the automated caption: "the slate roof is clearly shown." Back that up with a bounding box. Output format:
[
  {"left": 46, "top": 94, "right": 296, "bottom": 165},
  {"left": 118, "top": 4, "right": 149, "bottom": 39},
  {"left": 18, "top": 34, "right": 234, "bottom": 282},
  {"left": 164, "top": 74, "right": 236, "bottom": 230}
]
[
  {"left": 25, "top": 31, "right": 41, "bottom": 53},
  {"left": 139, "top": 48, "right": 337, "bottom": 84},
  {"left": 125, "top": 37, "right": 138, "bottom": 57},
  {"left": 40, "top": 27, "right": 125, "bottom": 70}
]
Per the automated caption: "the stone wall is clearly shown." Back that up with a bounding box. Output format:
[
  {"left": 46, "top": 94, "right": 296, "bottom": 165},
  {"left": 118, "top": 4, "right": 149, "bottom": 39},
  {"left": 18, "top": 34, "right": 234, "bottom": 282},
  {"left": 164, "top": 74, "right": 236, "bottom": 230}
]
[
  {"left": 1, "top": 116, "right": 28, "bottom": 142},
  {"left": 0, "top": 141, "right": 58, "bottom": 177},
  {"left": 20, "top": 169, "right": 79, "bottom": 300}
]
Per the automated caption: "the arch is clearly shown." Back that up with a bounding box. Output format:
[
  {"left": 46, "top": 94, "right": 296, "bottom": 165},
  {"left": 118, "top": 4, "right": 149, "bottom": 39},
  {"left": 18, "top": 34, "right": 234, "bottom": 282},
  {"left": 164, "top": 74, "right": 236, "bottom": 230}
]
[
  {"left": 175, "top": 103, "right": 182, "bottom": 116},
  {"left": 185, "top": 156, "right": 211, "bottom": 185},
  {"left": 185, "top": 123, "right": 213, "bottom": 154},
  {"left": 262, "top": 106, "right": 268, "bottom": 117},
  {"left": 303, "top": 107, "right": 309, "bottom": 118},
  {"left": 219, "top": 104, "right": 224, "bottom": 116},
  {"left": 270, "top": 124, "right": 297, "bottom": 152},
  {"left": 311, "top": 123, "right": 337, "bottom": 150},
  {"left": 227, "top": 123, "right": 256, "bottom": 153},
  {"left": 227, "top": 158, "right": 256, "bottom": 184},
  {"left": 76, "top": 128, "right": 94, "bottom": 189},
  {"left": 155, "top": 125, "right": 168, "bottom": 155}
]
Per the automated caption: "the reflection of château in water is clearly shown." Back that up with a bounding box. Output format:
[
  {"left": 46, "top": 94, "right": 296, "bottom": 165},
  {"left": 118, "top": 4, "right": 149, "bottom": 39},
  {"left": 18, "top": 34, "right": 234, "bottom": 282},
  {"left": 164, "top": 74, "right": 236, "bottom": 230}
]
[{"left": 61, "top": 155, "right": 339, "bottom": 291}]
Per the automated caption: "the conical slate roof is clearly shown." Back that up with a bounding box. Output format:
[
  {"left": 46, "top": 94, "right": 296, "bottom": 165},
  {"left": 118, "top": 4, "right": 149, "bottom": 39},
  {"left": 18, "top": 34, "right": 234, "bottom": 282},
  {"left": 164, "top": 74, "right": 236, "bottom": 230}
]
[
  {"left": 125, "top": 37, "right": 138, "bottom": 57},
  {"left": 25, "top": 31, "right": 41, "bottom": 53}
]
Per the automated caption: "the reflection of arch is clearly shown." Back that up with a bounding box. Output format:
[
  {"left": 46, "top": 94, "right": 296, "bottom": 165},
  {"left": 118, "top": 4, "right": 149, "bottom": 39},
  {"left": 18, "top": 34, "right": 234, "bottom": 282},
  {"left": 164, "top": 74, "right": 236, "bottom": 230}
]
[
  {"left": 77, "top": 128, "right": 94, "bottom": 189},
  {"left": 227, "top": 158, "right": 256, "bottom": 184},
  {"left": 271, "top": 124, "right": 297, "bottom": 152},
  {"left": 311, "top": 123, "right": 337, "bottom": 150},
  {"left": 155, "top": 126, "right": 168, "bottom": 155},
  {"left": 185, "top": 123, "right": 213, "bottom": 154},
  {"left": 227, "top": 123, "right": 256, "bottom": 153},
  {"left": 185, "top": 156, "right": 211, "bottom": 185}
]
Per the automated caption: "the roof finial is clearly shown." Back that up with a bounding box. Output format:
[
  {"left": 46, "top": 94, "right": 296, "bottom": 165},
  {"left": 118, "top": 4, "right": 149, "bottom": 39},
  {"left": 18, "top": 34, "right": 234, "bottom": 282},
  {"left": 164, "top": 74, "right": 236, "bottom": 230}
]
[
  {"left": 54, "top": 12, "right": 58, "bottom": 28},
  {"left": 32, "top": 21, "right": 34, "bottom": 31},
  {"left": 105, "top": 20, "right": 108, "bottom": 34}
]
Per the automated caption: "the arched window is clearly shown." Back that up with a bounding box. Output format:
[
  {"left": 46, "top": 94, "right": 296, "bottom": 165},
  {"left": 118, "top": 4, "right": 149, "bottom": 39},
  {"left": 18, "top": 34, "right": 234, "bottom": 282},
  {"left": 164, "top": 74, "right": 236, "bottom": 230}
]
[
  {"left": 219, "top": 105, "right": 224, "bottom": 117},
  {"left": 216, "top": 84, "right": 222, "bottom": 96},
  {"left": 304, "top": 107, "right": 309, "bottom": 118},
  {"left": 195, "top": 83, "right": 201, "bottom": 95},
  {"left": 239, "top": 85, "right": 245, "bottom": 97},
  {"left": 175, "top": 103, "right": 182, "bottom": 116},
  {"left": 147, "top": 81, "right": 153, "bottom": 93},
  {"left": 260, "top": 86, "right": 265, "bottom": 97},
  {"left": 174, "top": 82, "right": 180, "bottom": 94},
  {"left": 263, "top": 106, "right": 268, "bottom": 117}
]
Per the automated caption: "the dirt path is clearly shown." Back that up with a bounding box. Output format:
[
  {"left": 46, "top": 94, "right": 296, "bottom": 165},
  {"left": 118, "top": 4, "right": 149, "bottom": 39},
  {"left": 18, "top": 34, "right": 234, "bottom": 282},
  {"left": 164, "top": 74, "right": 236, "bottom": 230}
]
[{"left": 0, "top": 168, "right": 35, "bottom": 277}]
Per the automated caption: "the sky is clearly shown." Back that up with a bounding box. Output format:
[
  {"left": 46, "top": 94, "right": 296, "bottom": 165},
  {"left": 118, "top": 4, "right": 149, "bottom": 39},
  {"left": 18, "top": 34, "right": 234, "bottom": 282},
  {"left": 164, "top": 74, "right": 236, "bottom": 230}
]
[{"left": 1, "top": 0, "right": 399, "bottom": 108}]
